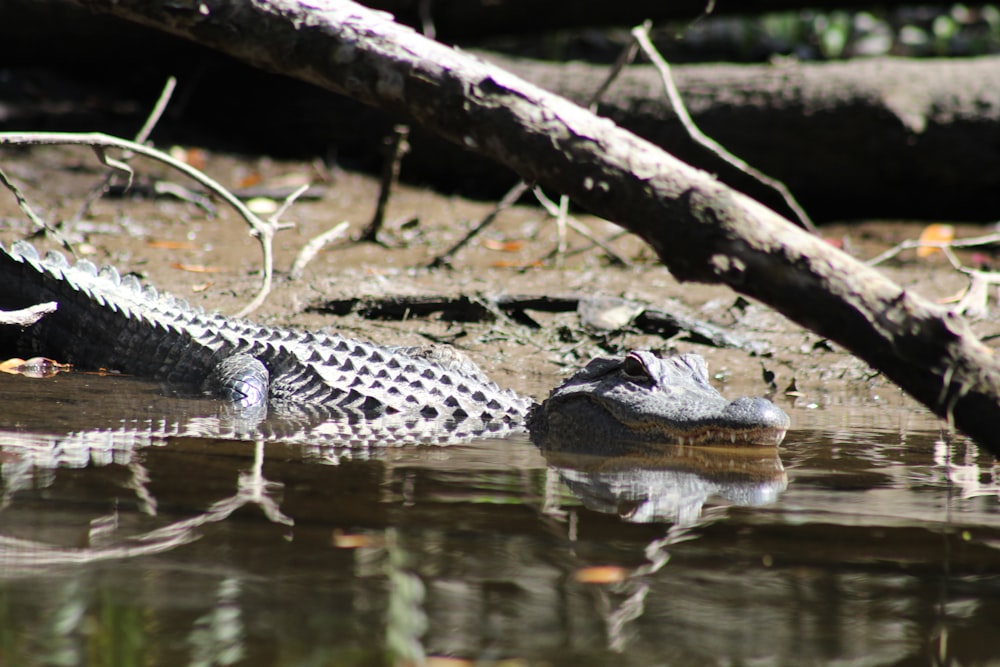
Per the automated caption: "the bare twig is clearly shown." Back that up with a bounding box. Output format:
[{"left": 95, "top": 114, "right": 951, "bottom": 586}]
[
  {"left": 360, "top": 124, "right": 410, "bottom": 243},
  {"left": 271, "top": 182, "right": 310, "bottom": 224},
  {"left": 554, "top": 194, "right": 569, "bottom": 265},
  {"left": 428, "top": 180, "right": 530, "bottom": 268},
  {"left": 0, "top": 166, "right": 71, "bottom": 249},
  {"left": 632, "top": 23, "right": 816, "bottom": 233},
  {"left": 867, "top": 229, "right": 1000, "bottom": 318},
  {"left": 867, "top": 232, "right": 1000, "bottom": 267},
  {"left": 0, "top": 131, "right": 292, "bottom": 316},
  {"left": 585, "top": 30, "right": 641, "bottom": 111},
  {"left": 532, "top": 187, "right": 628, "bottom": 266},
  {"left": 134, "top": 76, "right": 178, "bottom": 145},
  {"left": 290, "top": 220, "right": 350, "bottom": 280},
  {"left": 75, "top": 76, "right": 178, "bottom": 222}
]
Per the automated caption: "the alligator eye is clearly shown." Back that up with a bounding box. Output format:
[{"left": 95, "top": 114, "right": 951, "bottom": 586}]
[{"left": 621, "top": 353, "right": 649, "bottom": 381}]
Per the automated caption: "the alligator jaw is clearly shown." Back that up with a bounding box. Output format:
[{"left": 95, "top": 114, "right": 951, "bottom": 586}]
[{"left": 536, "top": 395, "right": 789, "bottom": 448}]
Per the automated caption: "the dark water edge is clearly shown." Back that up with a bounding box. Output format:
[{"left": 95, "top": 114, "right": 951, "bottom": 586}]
[{"left": 2, "top": 372, "right": 1000, "bottom": 666}]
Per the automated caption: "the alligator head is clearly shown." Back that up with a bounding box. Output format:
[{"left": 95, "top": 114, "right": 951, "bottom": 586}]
[{"left": 530, "top": 351, "right": 789, "bottom": 448}]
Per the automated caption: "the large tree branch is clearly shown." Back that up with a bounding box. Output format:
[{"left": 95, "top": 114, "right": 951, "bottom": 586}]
[{"left": 64, "top": 0, "right": 1000, "bottom": 449}]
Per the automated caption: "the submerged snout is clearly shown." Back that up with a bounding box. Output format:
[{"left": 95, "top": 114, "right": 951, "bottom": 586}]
[{"left": 721, "top": 397, "right": 790, "bottom": 445}]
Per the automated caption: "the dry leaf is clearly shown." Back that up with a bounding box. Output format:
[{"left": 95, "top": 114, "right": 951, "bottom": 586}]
[
  {"left": 171, "top": 263, "right": 224, "bottom": 273},
  {"left": 573, "top": 565, "right": 628, "bottom": 584},
  {"left": 168, "top": 146, "right": 206, "bottom": 170},
  {"left": 237, "top": 172, "right": 263, "bottom": 189},
  {"left": 483, "top": 238, "right": 524, "bottom": 252},
  {"left": 147, "top": 240, "right": 196, "bottom": 250},
  {"left": 916, "top": 223, "right": 954, "bottom": 258}
]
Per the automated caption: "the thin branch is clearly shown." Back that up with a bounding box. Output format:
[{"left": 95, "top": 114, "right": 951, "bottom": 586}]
[
  {"left": 867, "top": 232, "right": 1000, "bottom": 266},
  {"left": 532, "top": 187, "right": 629, "bottom": 266},
  {"left": 289, "top": 220, "right": 350, "bottom": 280},
  {"left": 428, "top": 180, "right": 530, "bottom": 268},
  {"left": 585, "top": 28, "right": 642, "bottom": 111},
  {"left": 0, "top": 166, "right": 70, "bottom": 248},
  {"left": 0, "top": 131, "right": 288, "bottom": 315},
  {"left": 134, "top": 76, "right": 177, "bottom": 145},
  {"left": 866, "top": 229, "right": 1000, "bottom": 319},
  {"left": 359, "top": 124, "right": 410, "bottom": 243},
  {"left": 417, "top": 0, "right": 435, "bottom": 39},
  {"left": 75, "top": 76, "right": 178, "bottom": 222},
  {"left": 632, "top": 23, "right": 816, "bottom": 233}
]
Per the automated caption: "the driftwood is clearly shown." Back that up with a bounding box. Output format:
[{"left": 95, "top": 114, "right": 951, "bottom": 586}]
[{"left": 58, "top": 0, "right": 1000, "bottom": 450}]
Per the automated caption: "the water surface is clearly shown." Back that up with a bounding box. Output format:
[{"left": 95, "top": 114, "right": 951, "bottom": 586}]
[{"left": 1, "top": 372, "right": 998, "bottom": 666}]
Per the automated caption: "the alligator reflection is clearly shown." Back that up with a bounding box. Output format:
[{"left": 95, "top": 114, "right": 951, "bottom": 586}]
[
  {"left": 538, "top": 441, "right": 787, "bottom": 526},
  {"left": 533, "top": 435, "right": 787, "bottom": 652}
]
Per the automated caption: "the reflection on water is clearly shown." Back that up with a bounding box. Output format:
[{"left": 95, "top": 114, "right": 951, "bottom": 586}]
[{"left": 2, "top": 372, "right": 1000, "bottom": 664}]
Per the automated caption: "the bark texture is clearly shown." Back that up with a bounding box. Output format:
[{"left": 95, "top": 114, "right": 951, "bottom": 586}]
[{"left": 58, "top": 0, "right": 1000, "bottom": 449}]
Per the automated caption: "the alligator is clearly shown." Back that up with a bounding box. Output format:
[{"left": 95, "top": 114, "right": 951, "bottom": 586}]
[{"left": 0, "top": 240, "right": 789, "bottom": 448}]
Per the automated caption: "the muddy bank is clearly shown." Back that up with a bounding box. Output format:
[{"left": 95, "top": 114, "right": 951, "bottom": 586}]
[{"left": 0, "top": 145, "right": 993, "bottom": 415}]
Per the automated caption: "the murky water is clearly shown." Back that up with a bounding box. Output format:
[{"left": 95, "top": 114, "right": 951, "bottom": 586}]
[{"left": 2, "top": 371, "right": 999, "bottom": 666}]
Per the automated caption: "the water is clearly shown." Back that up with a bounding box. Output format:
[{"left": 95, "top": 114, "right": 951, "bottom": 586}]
[{"left": 1, "top": 372, "right": 999, "bottom": 665}]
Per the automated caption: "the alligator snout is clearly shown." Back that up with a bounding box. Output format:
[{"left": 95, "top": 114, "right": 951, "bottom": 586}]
[
  {"left": 719, "top": 396, "right": 791, "bottom": 445},
  {"left": 532, "top": 351, "right": 790, "bottom": 448}
]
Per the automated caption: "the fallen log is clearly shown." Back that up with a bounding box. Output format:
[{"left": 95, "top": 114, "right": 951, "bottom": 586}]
[{"left": 65, "top": 0, "right": 1000, "bottom": 450}]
